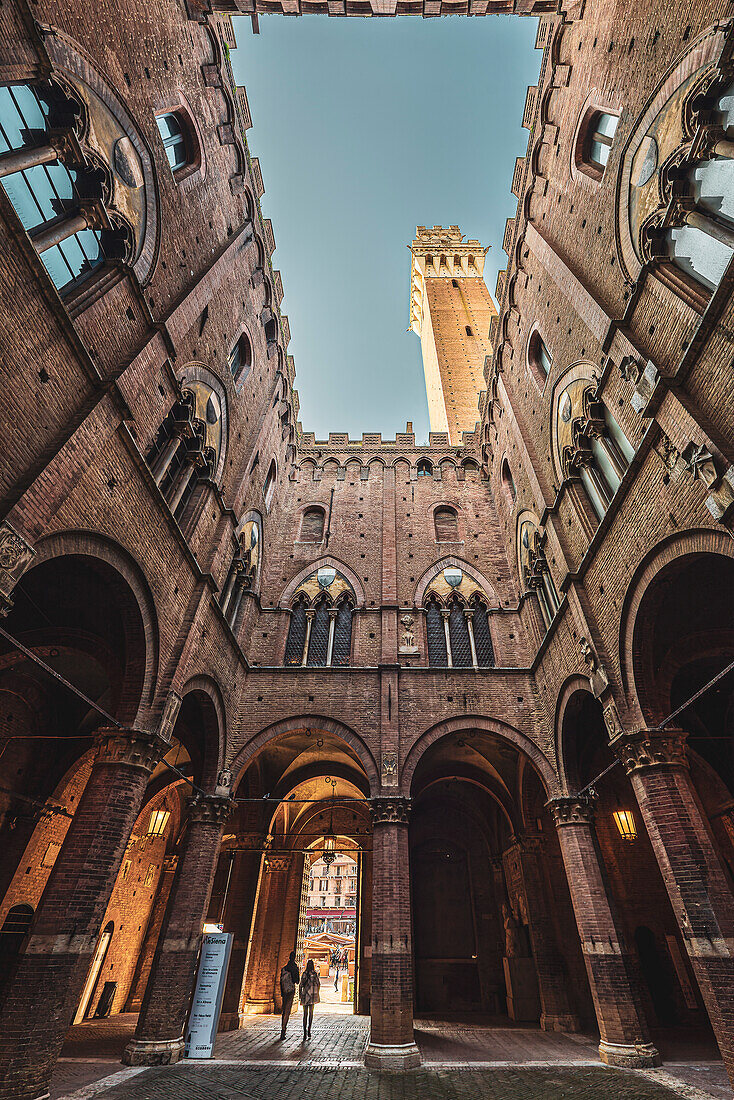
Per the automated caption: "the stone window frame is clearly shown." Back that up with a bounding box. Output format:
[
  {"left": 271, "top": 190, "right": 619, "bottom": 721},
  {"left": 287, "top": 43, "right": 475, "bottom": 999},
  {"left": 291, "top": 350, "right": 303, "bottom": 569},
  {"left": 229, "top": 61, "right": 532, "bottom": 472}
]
[
  {"left": 526, "top": 323, "right": 553, "bottom": 390},
  {"left": 153, "top": 93, "right": 205, "bottom": 191},
  {"left": 571, "top": 96, "right": 621, "bottom": 186},
  {"left": 228, "top": 326, "right": 254, "bottom": 390}
]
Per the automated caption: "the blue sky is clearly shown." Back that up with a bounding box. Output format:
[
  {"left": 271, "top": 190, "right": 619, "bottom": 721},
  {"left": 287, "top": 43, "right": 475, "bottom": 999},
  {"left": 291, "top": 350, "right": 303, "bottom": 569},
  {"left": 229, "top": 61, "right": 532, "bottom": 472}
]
[{"left": 231, "top": 16, "right": 540, "bottom": 442}]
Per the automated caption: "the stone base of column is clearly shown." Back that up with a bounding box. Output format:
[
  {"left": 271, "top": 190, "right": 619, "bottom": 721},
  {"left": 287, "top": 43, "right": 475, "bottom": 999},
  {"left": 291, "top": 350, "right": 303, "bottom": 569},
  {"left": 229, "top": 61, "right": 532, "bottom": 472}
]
[
  {"left": 540, "top": 1012, "right": 582, "bottom": 1033},
  {"left": 122, "top": 1036, "right": 185, "bottom": 1066},
  {"left": 598, "top": 1039, "right": 661, "bottom": 1068},
  {"left": 242, "top": 999, "right": 274, "bottom": 1016},
  {"left": 364, "top": 1040, "right": 421, "bottom": 1071}
]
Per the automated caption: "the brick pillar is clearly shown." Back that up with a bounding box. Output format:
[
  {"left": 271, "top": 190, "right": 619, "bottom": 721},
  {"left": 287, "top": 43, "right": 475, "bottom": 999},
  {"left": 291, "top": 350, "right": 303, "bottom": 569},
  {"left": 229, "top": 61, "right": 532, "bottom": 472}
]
[
  {"left": 0, "top": 727, "right": 165, "bottom": 1100},
  {"left": 614, "top": 729, "right": 734, "bottom": 1085},
  {"left": 511, "top": 834, "right": 582, "bottom": 1032},
  {"left": 549, "top": 796, "right": 660, "bottom": 1068},
  {"left": 241, "top": 855, "right": 291, "bottom": 1014},
  {"left": 217, "top": 842, "right": 263, "bottom": 1031},
  {"left": 364, "top": 797, "right": 420, "bottom": 1070},
  {"left": 123, "top": 793, "right": 233, "bottom": 1065}
]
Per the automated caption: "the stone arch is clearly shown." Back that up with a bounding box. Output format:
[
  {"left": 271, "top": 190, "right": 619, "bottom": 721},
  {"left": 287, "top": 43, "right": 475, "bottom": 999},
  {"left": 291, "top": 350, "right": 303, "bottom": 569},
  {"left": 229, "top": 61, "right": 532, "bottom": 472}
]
[
  {"left": 414, "top": 557, "right": 498, "bottom": 608},
  {"left": 28, "top": 529, "right": 159, "bottom": 719},
  {"left": 228, "top": 715, "right": 379, "bottom": 795},
  {"left": 618, "top": 528, "right": 734, "bottom": 722},
  {"left": 554, "top": 674, "right": 597, "bottom": 794},
  {"left": 548, "top": 361, "right": 599, "bottom": 483},
  {"left": 402, "top": 715, "right": 560, "bottom": 798},
  {"left": 278, "top": 556, "right": 366, "bottom": 609},
  {"left": 177, "top": 361, "right": 229, "bottom": 483},
  {"left": 176, "top": 673, "right": 227, "bottom": 789}
]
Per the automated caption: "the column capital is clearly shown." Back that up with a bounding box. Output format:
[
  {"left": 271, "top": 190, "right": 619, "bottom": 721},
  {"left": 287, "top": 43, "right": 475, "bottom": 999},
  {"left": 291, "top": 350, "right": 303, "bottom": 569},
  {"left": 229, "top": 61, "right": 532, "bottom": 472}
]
[
  {"left": 610, "top": 728, "right": 689, "bottom": 774},
  {"left": 547, "top": 794, "right": 597, "bottom": 827},
  {"left": 370, "top": 795, "right": 411, "bottom": 825},
  {"left": 187, "top": 793, "right": 235, "bottom": 827},
  {"left": 263, "top": 855, "right": 291, "bottom": 873},
  {"left": 94, "top": 727, "right": 168, "bottom": 774}
]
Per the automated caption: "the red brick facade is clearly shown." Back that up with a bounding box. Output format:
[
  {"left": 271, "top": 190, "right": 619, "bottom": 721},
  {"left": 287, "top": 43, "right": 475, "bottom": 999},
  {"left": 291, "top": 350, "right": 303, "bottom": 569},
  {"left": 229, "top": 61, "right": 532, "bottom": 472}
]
[{"left": 1, "top": 0, "right": 734, "bottom": 1096}]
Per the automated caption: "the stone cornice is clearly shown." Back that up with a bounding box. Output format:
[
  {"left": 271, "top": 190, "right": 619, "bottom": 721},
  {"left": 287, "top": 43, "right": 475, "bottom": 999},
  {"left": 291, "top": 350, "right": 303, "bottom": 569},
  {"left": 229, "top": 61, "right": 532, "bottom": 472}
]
[
  {"left": 610, "top": 728, "right": 689, "bottom": 774},
  {"left": 370, "top": 796, "right": 411, "bottom": 825}
]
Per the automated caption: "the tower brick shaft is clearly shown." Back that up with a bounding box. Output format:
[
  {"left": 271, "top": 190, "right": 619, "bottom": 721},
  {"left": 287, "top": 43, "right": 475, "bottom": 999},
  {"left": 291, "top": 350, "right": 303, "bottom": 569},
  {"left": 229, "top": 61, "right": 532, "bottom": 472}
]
[{"left": 410, "top": 225, "right": 496, "bottom": 445}]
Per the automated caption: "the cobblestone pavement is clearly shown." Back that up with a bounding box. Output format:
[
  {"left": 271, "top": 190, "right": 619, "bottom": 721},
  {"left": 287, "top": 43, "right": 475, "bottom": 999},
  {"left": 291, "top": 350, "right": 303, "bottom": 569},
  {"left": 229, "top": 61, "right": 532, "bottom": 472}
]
[
  {"left": 56, "top": 1063, "right": 727, "bottom": 1100},
  {"left": 52, "top": 1013, "right": 730, "bottom": 1100}
]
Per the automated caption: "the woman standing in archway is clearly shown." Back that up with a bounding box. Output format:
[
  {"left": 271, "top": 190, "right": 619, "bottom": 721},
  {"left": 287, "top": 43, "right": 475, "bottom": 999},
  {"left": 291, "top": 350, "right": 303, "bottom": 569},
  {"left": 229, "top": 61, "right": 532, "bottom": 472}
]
[{"left": 299, "top": 959, "right": 320, "bottom": 1040}]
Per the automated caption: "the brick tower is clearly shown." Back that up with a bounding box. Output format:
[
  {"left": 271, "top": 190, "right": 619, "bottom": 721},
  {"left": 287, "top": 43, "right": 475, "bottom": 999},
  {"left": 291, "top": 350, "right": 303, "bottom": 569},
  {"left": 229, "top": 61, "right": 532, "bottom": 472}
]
[{"left": 409, "top": 226, "right": 496, "bottom": 445}]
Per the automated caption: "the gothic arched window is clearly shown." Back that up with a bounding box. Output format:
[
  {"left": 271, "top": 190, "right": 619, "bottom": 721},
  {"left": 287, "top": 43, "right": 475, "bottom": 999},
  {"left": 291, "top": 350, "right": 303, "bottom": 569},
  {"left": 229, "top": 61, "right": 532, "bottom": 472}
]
[
  {"left": 416, "top": 459, "right": 433, "bottom": 477},
  {"left": 426, "top": 598, "right": 448, "bottom": 667},
  {"left": 434, "top": 506, "right": 459, "bottom": 542},
  {"left": 518, "top": 517, "right": 560, "bottom": 630},
  {"left": 284, "top": 570, "right": 355, "bottom": 667},
  {"left": 146, "top": 383, "right": 221, "bottom": 527}
]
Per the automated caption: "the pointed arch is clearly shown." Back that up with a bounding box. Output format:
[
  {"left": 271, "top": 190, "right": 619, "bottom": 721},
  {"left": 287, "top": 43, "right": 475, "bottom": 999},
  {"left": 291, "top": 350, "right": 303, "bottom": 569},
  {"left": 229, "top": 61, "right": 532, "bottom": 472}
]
[
  {"left": 279, "top": 557, "right": 366, "bottom": 609},
  {"left": 414, "top": 557, "right": 498, "bottom": 609}
]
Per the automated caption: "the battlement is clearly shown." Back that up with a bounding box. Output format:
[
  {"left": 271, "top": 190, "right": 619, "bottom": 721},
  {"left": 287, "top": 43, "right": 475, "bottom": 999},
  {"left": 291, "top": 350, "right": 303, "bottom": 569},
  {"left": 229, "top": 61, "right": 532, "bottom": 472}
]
[{"left": 296, "top": 420, "right": 480, "bottom": 454}]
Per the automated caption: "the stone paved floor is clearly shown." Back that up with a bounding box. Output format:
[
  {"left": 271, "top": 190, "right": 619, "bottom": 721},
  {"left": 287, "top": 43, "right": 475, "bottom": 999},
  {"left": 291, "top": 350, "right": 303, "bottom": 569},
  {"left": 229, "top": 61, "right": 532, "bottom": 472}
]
[{"left": 52, "top": 1012, "right": 731, "bottom": 1100}]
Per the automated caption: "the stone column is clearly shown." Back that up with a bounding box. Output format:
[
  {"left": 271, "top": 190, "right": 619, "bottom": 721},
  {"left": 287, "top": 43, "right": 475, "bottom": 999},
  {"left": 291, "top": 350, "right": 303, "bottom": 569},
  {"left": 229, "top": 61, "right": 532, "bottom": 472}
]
[
  {"left": 357, "top": 849, "right": 373, "bottom": 1016},
  {"left": 613, "top": 729, "right": 734, "bottom": 1085},
  {"left": 511, "top": 834, "right": 581, "bottom": 1032},
  {"left": 242, "top": 855, "right": 292, "bottom": 1014},
  {"left": 549, "top": 795, "right": 659, "bottom": 1068},
  {"left": 123, "top": 793, "right": 233, "bottom": 1065},
  {"left": 364, "top": 796, "right": 420, "bottom": 1070},
  {"left": 0, "top": 727, "right": 165, "bottom": 1100}
]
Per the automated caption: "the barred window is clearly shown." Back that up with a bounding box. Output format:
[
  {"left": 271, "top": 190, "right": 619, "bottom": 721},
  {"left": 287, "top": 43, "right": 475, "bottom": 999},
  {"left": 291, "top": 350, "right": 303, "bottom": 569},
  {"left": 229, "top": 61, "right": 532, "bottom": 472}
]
[
  {"left": 284, "top": 599, "right": 308, "bottom": 665},
  {"left": 448, "top": 598, "right": 472, "bottom": 667},
  {"left": 426, "top": 598, "right": 448, "bottom": 667},
  {"left": 306, "top": 600, "right": 330, "bottom": 667},
  {"left": 472, "top": 601, "right": 495, "bottom": 667},
  {"left": 332, "top": 598, "right": 352, "bottom": 665}
]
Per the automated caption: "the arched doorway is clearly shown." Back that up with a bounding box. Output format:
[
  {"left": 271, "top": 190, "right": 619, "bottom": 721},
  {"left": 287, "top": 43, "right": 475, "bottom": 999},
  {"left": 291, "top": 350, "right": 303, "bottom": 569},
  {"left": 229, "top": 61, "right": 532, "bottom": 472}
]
[
  {"left": 409, "top": 728, "right": 591, "bottom": 1028},
  {"left": 626, "top": 548, "right": 734, "bottom": 1075},
  {"left": 212, "top": 724, "right": 374, "bottom": 1028},
  {"left": 559, "top": 687, "right": 709, "bottom": 1044}
]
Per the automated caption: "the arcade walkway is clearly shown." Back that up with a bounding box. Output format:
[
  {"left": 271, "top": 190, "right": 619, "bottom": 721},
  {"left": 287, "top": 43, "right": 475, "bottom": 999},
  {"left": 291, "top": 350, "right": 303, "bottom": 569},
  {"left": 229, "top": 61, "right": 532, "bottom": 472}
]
[{"left": 51, "top": 1013, "right": 729, "bottom": 1100}]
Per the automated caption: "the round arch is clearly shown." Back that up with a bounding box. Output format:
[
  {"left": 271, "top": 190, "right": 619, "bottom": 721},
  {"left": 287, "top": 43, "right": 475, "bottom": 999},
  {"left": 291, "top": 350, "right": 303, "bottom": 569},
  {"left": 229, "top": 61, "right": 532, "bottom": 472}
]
[
  {"left": 25, "top": 529, "right": 159, "bottom": 720},
  {"left": 618, "top": 528, "right": 734, "bottom": 720},
  {"left": 401, "top": 715, "right": 560, "bottom": 798},
  {"left": 554, "top": 675, "right": 601, "bottom": 794},
  {"left": 228, "top": 715, "right": 379, "bottom": 795},
  {"left": 176, "top": 674, "right": 227, "bottom": 789}
]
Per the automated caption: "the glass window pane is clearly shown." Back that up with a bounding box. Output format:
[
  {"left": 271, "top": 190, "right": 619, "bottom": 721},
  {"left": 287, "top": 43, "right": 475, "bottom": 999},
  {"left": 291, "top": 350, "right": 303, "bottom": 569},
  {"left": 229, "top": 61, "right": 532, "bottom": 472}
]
[
  {"left": 156, "top": 113, "right": 179, "bottom": 141},
  {"left": 168, "top": 135, "right": 186, "bottom": 169},
  {"left": 715, "top": 82, "right": 734, "bottom": 132},
  {"left": 539, "top": 339, "right": 552, "bottom": 375},
  {"left": 2, "top": 171, "right": 45, "bottom": 230},
  {"left": 595, "top": 112, "right": 618, "bottom": 139},
  {"left": 57, "top": 233, "right": 87, "bottom": 280},
  {"left": 590, "top": 139, "right": 609, "bottom": 167},
  {"left": 75, "top": 227, "right": 102, "bottom": 265},
  {"left": 668, "top": 225, "right": 734, "bottom": 291},
  {"left": 591, "top": 436, "right": 621, "bottom": 498},
  {"left": 0, "top": 85, "right": 46, "bottom": 152},
  {"left": 691, "top": 158, "right": 734, "bottom": 228},
  {"left": 40, "top": 243, "right": 73, "bottom": 289}
]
